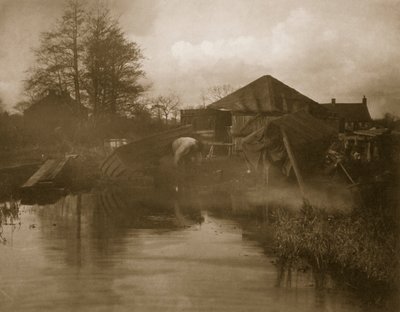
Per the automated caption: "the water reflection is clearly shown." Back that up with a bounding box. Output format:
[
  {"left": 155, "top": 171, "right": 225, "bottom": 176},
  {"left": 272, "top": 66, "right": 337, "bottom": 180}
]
[{"left": 0, "top": 186, "right": 379, "bottom": 311}]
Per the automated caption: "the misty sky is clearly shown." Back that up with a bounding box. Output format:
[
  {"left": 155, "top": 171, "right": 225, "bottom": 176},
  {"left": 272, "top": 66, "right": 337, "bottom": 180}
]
[{"left": 0, "top": 0, "right": 399, "bottom": 116}]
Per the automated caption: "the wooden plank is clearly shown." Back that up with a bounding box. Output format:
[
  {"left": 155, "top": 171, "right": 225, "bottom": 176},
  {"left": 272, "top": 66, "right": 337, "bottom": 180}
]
[
  {"left": 338, "top": 162, "right": 356, "bottom": 184},
  {"left": 21, "top": 156, "right": 74, "bottom": 188},
  {"left": 21, "top": 160, "right": 56, "bottom": 188},
  {"left": 45, "top": 158, "right": 69, "bottom": 181},
  {"left": 39, "top": 158, "right": 68, "bottom": 182}
]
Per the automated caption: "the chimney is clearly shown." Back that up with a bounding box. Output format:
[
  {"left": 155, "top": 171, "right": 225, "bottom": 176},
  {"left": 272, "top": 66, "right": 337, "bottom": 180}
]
[
  {"left": 331, "top": 98, "right": 336, "bottom": 105},
  {"left": 362, "top": 95, "right": 367, "bottom": 105}
]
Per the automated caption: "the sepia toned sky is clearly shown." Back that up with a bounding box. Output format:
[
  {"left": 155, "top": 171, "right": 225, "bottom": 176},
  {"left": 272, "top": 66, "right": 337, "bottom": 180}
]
[{"left": 0, "top": 0, "right": 399, "bottom": 116}]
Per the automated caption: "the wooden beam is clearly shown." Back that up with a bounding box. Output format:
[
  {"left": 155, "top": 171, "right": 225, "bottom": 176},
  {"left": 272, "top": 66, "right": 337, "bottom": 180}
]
[
  {"left": 21, "top": 160, "right": 56, "bottom": 188},
  {"left": 263, "top": 162, "right": 270, "bottom": 224},
  {"left": 281, "top": 128, "right": 307, "bottom": 199},
  {"left": 338, "top": 162, "right": 356, "bottom": 184}
]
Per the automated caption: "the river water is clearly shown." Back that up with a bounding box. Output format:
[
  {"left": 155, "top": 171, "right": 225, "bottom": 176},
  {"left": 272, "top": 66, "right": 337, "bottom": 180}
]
[{"left": 0, "top": 187, "right": 384, "bottom": 312}]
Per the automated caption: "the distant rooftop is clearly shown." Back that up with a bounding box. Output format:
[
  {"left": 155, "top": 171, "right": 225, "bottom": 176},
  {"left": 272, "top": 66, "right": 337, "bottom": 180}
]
[
  {"left": 321, "top": 97, "right": 372, "bottom": 122},
  {"left": 25, "top": 89, "right": 87, "bottom": 117}
]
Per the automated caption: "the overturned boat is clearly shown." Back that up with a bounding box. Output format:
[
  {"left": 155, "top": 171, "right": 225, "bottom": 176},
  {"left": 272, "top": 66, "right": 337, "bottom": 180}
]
[{"left": 101, "top": 125, "right": 194, "bottom": 179}]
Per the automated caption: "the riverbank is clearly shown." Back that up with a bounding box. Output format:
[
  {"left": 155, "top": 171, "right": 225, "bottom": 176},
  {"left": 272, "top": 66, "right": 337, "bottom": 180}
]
[
  {"left": 273, "top": 202, "right": 399, "bottom": 307},
  {"left": 0, "top": 147, "right": 398, "bottom": 310},
  {"left": 1, "top": 190, "right": 378, "bottom": 312}
]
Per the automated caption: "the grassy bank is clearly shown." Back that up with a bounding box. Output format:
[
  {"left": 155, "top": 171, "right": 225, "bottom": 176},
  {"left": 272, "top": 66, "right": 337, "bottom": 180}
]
[{"left": 273, "top": 202, "right": 399, "bottom": 303}]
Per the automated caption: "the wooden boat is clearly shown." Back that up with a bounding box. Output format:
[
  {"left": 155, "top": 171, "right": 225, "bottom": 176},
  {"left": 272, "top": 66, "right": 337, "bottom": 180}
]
[{"left": 101, "top": 125, "right": 193, "bottom": 179}]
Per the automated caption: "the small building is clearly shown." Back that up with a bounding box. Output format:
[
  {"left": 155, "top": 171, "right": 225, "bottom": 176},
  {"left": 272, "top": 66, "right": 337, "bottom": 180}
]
[
  {"left": 25, "top": 89, "right": 87, "bottom": 121},
  {"left": 180, "top": 109, "right": 215, "bottom": 130},
  {"left": 206, "top": 75, "right": 331, "bottom": 151},
  {"left": 180, "top": 108, "right": 231, "bottom": 142},
  {"left": 24, "top": 89, "right": 87, "bottom": 142},
  {"left": 321, "top": 97, "right": 372, "bottom": 132}
]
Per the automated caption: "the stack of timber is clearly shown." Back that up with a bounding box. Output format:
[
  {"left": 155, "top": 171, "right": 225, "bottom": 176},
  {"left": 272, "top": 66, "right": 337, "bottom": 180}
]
[
  {"left": 101, "top": 125, "right": 193, "bottom": 179},
  {"left": 21, "top": 156, "right": 76, "bottom": 190}
]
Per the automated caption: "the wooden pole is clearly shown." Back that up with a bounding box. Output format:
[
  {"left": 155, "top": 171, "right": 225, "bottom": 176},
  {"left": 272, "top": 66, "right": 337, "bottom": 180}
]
[
  {"left": 76, "top": 193, "right": 82, "bottom": 267},
  {"left": 264, "top": 162, "right": 270, "bottom": 224},
  {"left": 338, "top": 162, "right": 355, "bottom": 184},
  {"left": 281, "top": 128, "right": 307, "bottom": 199}
]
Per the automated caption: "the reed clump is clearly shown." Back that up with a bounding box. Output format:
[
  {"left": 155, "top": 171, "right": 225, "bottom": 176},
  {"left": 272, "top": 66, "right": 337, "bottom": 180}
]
[{"left": 273, "top": 202, "right": 399, "bottom": 291}]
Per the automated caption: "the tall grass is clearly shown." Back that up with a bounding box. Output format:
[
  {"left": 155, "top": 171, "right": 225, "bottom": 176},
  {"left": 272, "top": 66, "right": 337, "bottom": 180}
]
[
  {"left": 273, "top": 202, "right": 399, "bottom": 291},
  {"left": 0, "top": 200, "right": 20, "bottom": 244}
]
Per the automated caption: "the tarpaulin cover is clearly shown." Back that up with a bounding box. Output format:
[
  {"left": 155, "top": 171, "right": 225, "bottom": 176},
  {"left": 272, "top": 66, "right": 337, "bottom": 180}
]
[{"left": 242, "top": 110, "right": 337, "bottom": 176}]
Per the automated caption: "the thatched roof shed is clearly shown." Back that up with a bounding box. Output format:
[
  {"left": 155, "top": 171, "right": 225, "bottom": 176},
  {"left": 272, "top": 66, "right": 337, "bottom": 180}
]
[{"left": 208, "top": 75, "right": 325, "bottom": 116}]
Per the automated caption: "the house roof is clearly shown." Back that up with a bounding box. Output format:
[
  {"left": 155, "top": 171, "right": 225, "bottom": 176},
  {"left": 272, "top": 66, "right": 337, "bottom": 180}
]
[
  {"left": 207, "top": 75, "right": 324, "bottom": 115},
  {"left": 320, "top": 103, "right": 372, "bottom": 122},
  {"left": 180, "top": 109, "right": 216, "bottom": 117},
  {"left": 25, "top": 90, "right": 87, "bottom": 117}
]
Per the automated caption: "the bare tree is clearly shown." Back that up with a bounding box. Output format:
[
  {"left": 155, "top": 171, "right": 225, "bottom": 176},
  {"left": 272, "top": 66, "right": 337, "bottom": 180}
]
[
  {"left": 25, "top": 1, "right": 145, "bottom": 117},
  {"left": 63, "top": 0, "right": 85, "bottom": 108},
  {"left": 202, "top": 84, "right": 236, "bottom": 106},
  {"left": 14, "top": 101, "right": 31, "bottom": 114},
  {"left": 150, "top": 93, "right": 181, "bottom": 124},
  {"left": 25, "top": 0, "right": 85, "bottom": 106},
  {"left": 83, "top": 5, "right": 144, "bottom": 115}
]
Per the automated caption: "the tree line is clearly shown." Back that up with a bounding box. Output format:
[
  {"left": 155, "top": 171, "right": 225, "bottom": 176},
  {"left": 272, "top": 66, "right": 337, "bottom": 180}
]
[{"left": 22, "top": 0, "right": 243, "bottom": 125}]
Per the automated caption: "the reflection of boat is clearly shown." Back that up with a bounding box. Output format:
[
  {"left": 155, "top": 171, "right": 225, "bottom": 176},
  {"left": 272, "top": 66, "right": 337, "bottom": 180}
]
[
  {"left": 94, "top": 185, "right": 203, "bottom": 228},
  {"left": 101, "top": 125, "right": 193, "bottom": 179},
  {"left": 20, "top": 189, "right": 66, "bottom": 205}
]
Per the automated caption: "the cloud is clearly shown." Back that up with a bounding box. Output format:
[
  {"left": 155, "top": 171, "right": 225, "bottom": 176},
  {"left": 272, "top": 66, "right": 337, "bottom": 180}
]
[
  {"left": 169, "top": 9, "right": 314, "bottom": 67},
  {"left": 0, "top": 0, "right": 65, "bottom": 107},
  {"left": 159, "top": 5, "right": 400, "bottom": 116}
]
